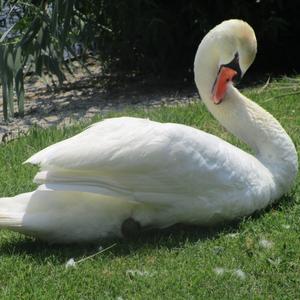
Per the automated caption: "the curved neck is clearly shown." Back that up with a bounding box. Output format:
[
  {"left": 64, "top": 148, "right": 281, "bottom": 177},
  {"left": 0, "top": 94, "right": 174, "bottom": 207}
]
[{"left": 195, "top": 56, "right": 298, "bottom": 194}]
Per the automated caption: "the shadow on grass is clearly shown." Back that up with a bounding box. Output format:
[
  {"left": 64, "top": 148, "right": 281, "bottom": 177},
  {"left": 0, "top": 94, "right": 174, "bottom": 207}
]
[
  {"left": 0, "top": 222, "right": 241, "bottom": 263},
  {"left": 0, "top": 190, "right": 297, "bottom": 264}
]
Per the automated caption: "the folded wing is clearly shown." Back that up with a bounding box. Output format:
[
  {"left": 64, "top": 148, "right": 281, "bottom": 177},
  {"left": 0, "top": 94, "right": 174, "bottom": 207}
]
[{"left": 25, "top": 117, "right": 259, "bottom": 205}]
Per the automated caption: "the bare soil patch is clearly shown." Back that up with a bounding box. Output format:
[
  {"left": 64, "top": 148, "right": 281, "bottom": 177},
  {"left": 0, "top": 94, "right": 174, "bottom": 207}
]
[{"left": 0, "top": 60, "right": 198, "bottom": 142}]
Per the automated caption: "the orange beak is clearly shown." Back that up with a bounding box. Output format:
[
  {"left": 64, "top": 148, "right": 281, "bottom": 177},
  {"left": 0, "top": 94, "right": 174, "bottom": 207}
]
[{"left": 212, "top": 66, "right": 238, "bottom": 104}]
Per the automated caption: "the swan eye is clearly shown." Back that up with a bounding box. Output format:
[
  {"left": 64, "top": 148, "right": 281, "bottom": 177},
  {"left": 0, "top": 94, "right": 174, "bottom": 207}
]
[
  {"left": 222, "top": 52, "right": 241, "bottom": 82},
  {"left": 231, "top": 72, "right": 239, "bottom": 84}
]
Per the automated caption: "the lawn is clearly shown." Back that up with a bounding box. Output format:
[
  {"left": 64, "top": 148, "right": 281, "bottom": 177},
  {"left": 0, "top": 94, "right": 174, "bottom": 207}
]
[{"left": 0, "top": 77, "right": 299, "bottom": 299}]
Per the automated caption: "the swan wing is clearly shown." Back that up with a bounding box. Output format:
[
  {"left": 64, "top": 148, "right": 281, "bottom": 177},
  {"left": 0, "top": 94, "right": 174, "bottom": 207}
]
[{"left": 26, "top": 117, "right": 261, "bottom": 205}]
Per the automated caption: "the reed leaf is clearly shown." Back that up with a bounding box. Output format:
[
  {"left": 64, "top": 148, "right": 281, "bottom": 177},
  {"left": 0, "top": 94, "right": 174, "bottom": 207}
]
[{"left": 15, "top": 68, "right": 25, "bottom": 117}]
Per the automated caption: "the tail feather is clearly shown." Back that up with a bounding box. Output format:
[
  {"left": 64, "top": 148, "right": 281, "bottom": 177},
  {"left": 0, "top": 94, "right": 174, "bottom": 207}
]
[
  {"left": 0, "top": 192, "right": 32, "bottom": 229},
  {"left": 0, "top": 213, "right": 23, "bottom": 228},
  {"left": 0, "top": 189, "right": 135, "bottom": 242}
]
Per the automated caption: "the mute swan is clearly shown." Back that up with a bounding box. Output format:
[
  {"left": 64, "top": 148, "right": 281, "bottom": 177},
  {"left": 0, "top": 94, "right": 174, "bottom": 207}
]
[{"left": 0, "top": 20, "right": 298, "bottom": 243}]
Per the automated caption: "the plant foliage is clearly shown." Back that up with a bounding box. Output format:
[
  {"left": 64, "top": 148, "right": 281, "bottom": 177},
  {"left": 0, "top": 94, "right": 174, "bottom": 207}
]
[
  {"left": 90, "top": 0, "right": 300, "bottom": 76},
  {"left": 1, "top": 0, "right": 300, "bottom": 120},
  {"left": 0, "top": 0, "right": 93, "bottom": 120}
]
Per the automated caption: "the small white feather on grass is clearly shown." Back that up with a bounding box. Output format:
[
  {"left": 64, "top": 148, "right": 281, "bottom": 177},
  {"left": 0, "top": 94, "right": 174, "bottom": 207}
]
[
  {"left": 126, "top": 269, "right": 154, "bottom": 278},
  {"left": 213, "top": 267, "right": 246, "bottom": 280},
  {"left": 227, "top": 233, "right": 239, "bottom": 238},
  {"left": 234, "top": 269, "right": 246, "bottom": 280},
  {"left": 259, "top": 239, "right": 273, "bottom": 249},
  {"left": 65, "top": 258, "right": 76, "bottom": 269},
  {"left": 213, "top": 267, "right": 226, "bottom": 276}
]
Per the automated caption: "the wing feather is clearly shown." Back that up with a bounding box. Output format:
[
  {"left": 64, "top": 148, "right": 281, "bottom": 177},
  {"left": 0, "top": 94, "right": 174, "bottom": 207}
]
[{"left": 25, "top": 117, "right": 265, "bottom": 201}]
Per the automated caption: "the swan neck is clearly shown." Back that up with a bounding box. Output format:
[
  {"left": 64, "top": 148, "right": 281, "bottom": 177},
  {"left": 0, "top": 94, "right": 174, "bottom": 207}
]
[
  {"left": 195, "top": 52, "right": 298, "bottom": 192},
  {"left": 194, "top": 19, "right": 297, "bottom": 198},
  {"left": 198, "top": 82, "right": 298, "bottom": 194}
]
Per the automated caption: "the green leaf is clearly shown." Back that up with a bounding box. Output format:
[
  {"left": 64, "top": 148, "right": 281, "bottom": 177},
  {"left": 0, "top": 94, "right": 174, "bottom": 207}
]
[
  {"left": 20, "top": 17, "right": 42, "bottom": 50},
  {"left": 6, "top": 50, "right": 14, "bottom": 71},
  {"left": 0, "top": 22, "right": 16, "bottom": 43},
  {"left": 1, "top": 78, "right": 8, "bottom": 121},
  {"left": 7, "top": 70, "right": 14, "bottom": 117},
  {"left": 35, "top": 54, "right": 43, "bottom": 76},
  {"left": 0, "top": 45, "right": 14, "bottom": 119},
  {"left": 14, "top": 46, "right": 22, "bottom": 72},
  {"left": 37, "top": 27, "right": 44, "bottom": 46},
  {"left": 15, "top": 68, "right": 25, "bottom": 117},
  {"left": 0, "top": 45, "right": 4, "bottom": 76}
]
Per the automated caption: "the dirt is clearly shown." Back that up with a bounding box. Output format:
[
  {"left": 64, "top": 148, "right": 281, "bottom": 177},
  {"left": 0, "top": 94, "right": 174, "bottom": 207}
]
[{"left": 0, "top": 60, "right": 198, "bottom": 142}]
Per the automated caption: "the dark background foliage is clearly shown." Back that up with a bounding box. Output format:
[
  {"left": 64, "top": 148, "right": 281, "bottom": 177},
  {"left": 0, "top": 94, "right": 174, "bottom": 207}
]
[{"left": 83, "top": 0, "right": 300, "bottom": 78}]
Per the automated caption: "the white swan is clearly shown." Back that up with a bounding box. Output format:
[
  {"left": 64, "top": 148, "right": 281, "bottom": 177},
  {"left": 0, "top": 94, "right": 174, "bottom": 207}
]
[{"left": 0, "top": 20, "right": 297, "bottom": 243}]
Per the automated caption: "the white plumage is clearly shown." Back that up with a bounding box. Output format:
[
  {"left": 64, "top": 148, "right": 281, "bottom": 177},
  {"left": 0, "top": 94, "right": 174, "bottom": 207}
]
[{"left": 0, "top": 19, "right": 297, "bottom": 243}]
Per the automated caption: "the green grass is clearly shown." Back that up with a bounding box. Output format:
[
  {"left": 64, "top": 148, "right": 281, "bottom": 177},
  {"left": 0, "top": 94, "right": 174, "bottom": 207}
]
[{"left": 0, "top": 76, "right": 299, "bottom": 299}]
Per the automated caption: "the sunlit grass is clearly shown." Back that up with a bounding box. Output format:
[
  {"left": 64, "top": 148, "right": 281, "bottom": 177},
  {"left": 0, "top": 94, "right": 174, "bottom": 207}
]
[{"left": 0, "top": 77, "right": 299, "bottom": 299}]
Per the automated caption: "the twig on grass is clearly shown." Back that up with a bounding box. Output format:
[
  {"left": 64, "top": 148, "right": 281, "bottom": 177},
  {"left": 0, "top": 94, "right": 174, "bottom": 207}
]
[
  {"left": 77, "top": 243, "right": 117, "bottom": 263},
  {"left": 65, "top": 243, "right": 117, "bottom": 268},
  {"left": 263, "top": 91, "right": 300, "bottom": 103},
  {"left": 257, "top": 76, "right": 271, "bottom": 93}
]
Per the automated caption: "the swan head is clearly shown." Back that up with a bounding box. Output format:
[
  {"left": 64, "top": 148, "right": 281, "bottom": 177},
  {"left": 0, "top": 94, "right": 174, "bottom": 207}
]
[{"left": 194, "top": 19, "right": 257, "bottom": 104}]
